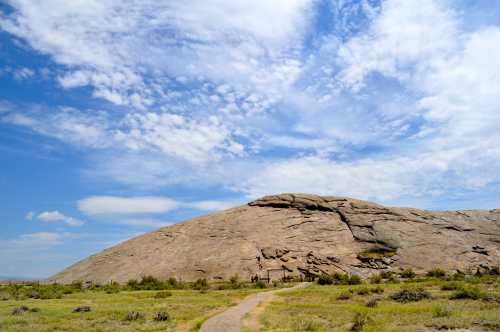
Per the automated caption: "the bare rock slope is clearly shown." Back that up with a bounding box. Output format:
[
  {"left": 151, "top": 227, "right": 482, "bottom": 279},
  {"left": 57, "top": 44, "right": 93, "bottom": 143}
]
[{"left": 51, "top": 194, "right": 500, "bottom": 283}]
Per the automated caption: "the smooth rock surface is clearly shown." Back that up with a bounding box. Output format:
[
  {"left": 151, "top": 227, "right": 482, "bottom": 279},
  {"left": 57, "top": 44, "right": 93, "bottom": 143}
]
[{"left": 50, "top": 194, "right": 500, "bottom": 283}]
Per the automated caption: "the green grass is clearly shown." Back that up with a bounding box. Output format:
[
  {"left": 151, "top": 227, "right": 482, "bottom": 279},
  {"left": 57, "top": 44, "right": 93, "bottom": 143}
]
[
  {"left": 0, "top": 288, "right": 264, "bottom": 331},
  {"left": 252, "top": 276, "right": 500, "bottom": 332}
]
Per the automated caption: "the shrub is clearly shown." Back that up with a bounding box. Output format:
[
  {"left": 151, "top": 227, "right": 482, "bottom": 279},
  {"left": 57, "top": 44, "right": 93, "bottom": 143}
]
[
  {"left": 255, "top": 280, "right": 267, "bottom": 289},
  {"left": 441, "top": 282, "right": 461, "bottom": 291},
  {"left": 294, "top": 319, "right": 321, "bottom": 332},
  {"left": 351, "top": 312, "right": 368, "bottom": 331},
  {"left": 73, "top": 305, "right": 91, "bottom": 313},
  {"left": 104, "top": 281, "right": 121, "bottom": 294},
  {"left": 337, "top": 292, "right": 351, "bottom": 300},
  {"left": 366, "top": 298, "right": 379, "bottom": 308},
  {"left": 489, "top": 267, "right": 500, "bottom": 276},
  {"left": 126, "top": 279, "right": 139, "bottom": 290},
  {"left": 380, "top": 271, "right": 394, "bottom": 279},
  {"left": 317, "top": 274, "right": 334, "bottom": 285},
  {"left": 139, "top": 276, "right": 165, "bottom": 290},
  {"left": 70, "top": 280, "right": 83, "bottom": 291},
  {"left": 427, "top": 268, "right": 447, "bottom": 278},
  {"left": 124, "top": 311, "right": 144, "bottom": 321},
  {"left": 370, "top": 286, "right": 384, "bottom": 294},
  {"left": 192, "top": 278, "right": 208, "bottom": 290},
  {"left": 153, "top": 311, "right": 170, "bottom": 322},
  {"left": 154, "top": 291, "right": 172, "bottom": 298},
  {"left": 229, "top": 275, "right": 242, "bottom": 289},
  {"left": 332, "top": 273, "right": 350, "bottom": 285},
  {"left": 356, "top": 287, "right": 370, "bottom": 296},
  {"left": 401, "top": 268, "right": 416, "bottom": 279},
  {"left": 166, "top": 277, "right": 179, "bottom": 288},
  {"left": 348, "top": 275, "right": 362, "bottom": 285},
  {"left": 12, "top": 306, "right": 29, "bottom": 316},
  {"left": 390, "top": 287, "right": 431, "bottom": 302},
  {"left": 432, "top": 304, "right": 451, "bottom": 318},
  {"left": 450, "top": 287, "right": 483, "bottom": 300},
  {"left": 369, "top": 274, "right": 382, "bottom": 284}
]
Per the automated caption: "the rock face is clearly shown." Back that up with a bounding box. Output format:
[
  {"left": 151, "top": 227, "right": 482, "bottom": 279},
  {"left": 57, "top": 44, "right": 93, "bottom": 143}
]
[{"left": 50, "top": 194, "right": 500, "bottom": 283}]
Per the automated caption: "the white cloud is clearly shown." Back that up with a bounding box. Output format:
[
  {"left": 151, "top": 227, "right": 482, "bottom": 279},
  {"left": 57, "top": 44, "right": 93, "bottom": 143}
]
[
  {"left": 36, "top": 211, "right": 84, "bottom": 227},
  {"left": 0, "top": 232, "right": 64, "bottom": 251},
  {"left": 78, "top": 196, "right": 179, "bottom": 215},
  {"left": 186, "top": 200, "right": 239, "bottom": 211},
  {"left": 2, "top": 107, "right": 111, "bottom": 149},
  {"left": 110, "top": 219, "right": 174, "bottom": 228},
  {"left": 336, "top": 0, "right": 459, "bottom": 89},
  {"left": 25, "top": 211, "right": 34, "bottom": 221},
  {"left": 12, "top": 67, "right": 35, "bottom": 81}
]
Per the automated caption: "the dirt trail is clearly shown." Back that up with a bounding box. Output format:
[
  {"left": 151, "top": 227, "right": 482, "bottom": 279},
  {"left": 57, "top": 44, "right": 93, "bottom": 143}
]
[{"left": 199, "top": 283, "right": 309, "bottom": 332}]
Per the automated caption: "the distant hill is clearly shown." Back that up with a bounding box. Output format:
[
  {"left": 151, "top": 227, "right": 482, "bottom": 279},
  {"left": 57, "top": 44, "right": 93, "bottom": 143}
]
[
  {"left": 51, "top": 193, "right": 500, "bottom": 283},
  {"left": 0, "top": 275, "right": 35, "bottom": 281}
]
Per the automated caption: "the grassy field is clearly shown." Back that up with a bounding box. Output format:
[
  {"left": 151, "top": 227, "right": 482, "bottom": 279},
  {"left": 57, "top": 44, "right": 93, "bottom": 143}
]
[
  {"left": 247, "top": 275, "right": 500, "bottom": 332},
  {"left": 0, "top": 279, "right": 268, "bottom": 332}
]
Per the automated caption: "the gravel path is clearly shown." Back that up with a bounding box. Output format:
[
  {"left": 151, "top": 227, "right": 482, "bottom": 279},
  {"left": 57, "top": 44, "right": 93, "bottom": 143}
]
[{"left": 199, "top": 283, "right": 309, "bottom": 332}]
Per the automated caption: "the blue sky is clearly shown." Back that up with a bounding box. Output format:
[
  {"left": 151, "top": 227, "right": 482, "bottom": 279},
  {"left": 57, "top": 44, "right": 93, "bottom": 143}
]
[{"left": 1, "top": 0, "right": 500, "bottom": 278}]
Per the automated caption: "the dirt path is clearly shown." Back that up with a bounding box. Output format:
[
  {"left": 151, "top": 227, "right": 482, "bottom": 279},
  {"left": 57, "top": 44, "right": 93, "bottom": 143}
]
[{"left": 199, "top": 283, "right": 309, "bottom": 332}]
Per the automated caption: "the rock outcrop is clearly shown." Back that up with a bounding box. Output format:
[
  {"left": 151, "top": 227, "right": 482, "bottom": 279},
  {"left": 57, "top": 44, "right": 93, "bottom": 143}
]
[{"left": 50, "top": 194, "right": 500, "bottom": 283}]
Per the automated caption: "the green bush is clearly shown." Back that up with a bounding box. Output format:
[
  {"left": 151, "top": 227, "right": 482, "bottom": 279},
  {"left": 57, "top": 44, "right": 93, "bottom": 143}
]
[
  {"left": 441, "top": 282, "right": 461, "bottom": 291},
  {"left": 153, "top": 311, "right": 169, "bottom": 321},
  {"left": 366, "top": 298, "right": 379, "bottom": 308},
  {"left": 192, "top": 278, "right": 208, "bottom": 290},
  {"left": 427, "top": 268, "right": 447, "bottom": 278},
  {"left": 390, "top": 287, "right": 431, "bottom": 302},
  {"left": 104, "top": 281, "right": 120, "bottom": 294},
  {"left": 355, "top": 287, "right": 370, "bottom": 296},
  {"left": 124, "top": 311, "right": 144, "bottom": 321},
  {"left": 332, "top": 273, "right": 350, "bottom": 285},
  {"left": 229, "top": 275, "right": 241, "bottom": 288},
  {"left": 369, "top": 274, "right": 382, "bottom": 284},
  {"left": 489, "top": 267, "right": 500, "bottom": 276},
  {"left": 317, "top": 274, "right": 334, "bottom": 285},
  {"left": 370, "top": 286, "right": 384, "bottom": 294},
  {"left": 380, "top": 271, "right": 394, "bottom": 279},
  {"left": 450, "top": 287, "right": 483, "bottom": 300},
  {"left": 351, "top": 312, "right": 369, "bottom": 331},
  {"left": 154, "top": 291, "right": 172, "bottom": 298},
  {"left": 432, "top": 304, "right": 451, "bottom": 318},
  {"left": 401, "top": 268, "right": 416, "bottom": 279},
  {"left": 348, "top": 275, "right": 362, "bottom": 285},
  {"left": 255, "top": 280, "right": 267, "bottom": 289},
  {"left": 337, "top": 292, "right": 351, "bottom": 300}
]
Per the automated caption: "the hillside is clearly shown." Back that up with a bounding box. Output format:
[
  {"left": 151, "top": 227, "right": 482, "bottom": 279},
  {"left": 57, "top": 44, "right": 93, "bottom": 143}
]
[{"left": 50, "top": 194, "right": 500, "bottom": 283}]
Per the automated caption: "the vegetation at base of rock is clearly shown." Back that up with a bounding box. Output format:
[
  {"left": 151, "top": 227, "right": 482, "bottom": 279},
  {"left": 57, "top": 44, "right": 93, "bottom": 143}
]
[
  {"left": 317, "top": 273, "right": 363, "bottom": 286},
  {"left": 400, "top": 268, "right": 416, "bottom": 279},
  {"left": 427, "top": 268, "right": 447, "bottom": 278}
]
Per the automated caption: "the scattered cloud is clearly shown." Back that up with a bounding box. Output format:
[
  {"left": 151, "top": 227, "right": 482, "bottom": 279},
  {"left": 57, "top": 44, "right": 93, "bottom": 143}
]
[
  {"left": 35, "top": 211, "right": 84, "bottom": 227},
  {"left": 78, "top": 195, "right": 240, "bottom": 216},
  {"left": 185, "top": 200, "right": 239, "bottom": 211},
  {"left": 78, "top": 196, "right": 179, "bottom": 216}
]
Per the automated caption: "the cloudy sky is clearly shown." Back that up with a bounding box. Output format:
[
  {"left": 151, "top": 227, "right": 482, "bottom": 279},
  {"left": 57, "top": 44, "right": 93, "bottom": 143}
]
[{"left": 1, "top": 0, "right": 500, "bottom": 278}]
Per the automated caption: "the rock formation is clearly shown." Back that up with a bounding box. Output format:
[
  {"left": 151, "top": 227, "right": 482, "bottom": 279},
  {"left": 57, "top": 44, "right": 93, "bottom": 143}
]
[{"left": 50, "top": 194, "right": 500, "bottom": 283}]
